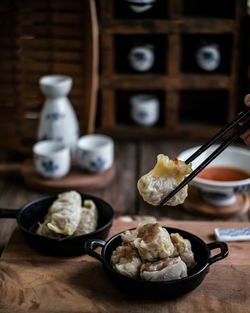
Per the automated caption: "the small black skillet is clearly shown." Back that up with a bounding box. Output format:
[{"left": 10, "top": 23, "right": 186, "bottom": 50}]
[
  {"left": 85, "top": 227, "right": 228, "bottom": 298},
  {"left": 0, "top": 193, "right": 114, "bottom": 257}
]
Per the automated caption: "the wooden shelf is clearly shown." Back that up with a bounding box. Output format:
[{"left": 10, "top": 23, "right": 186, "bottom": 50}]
[
  {"left": 0, "top": 0, "right": 99, "bottom": 154},
  {"left": 97, "top": 0, "right": 247, "bottom": 140},
  {"left": 101, "top": 19, "right": 236, "bottom": 34},
  {"left": 96, "top": 124, "right": 222, "bottom": 140},
  {"left": 100, "top": 75, "right": 231, "bottom": 89}
]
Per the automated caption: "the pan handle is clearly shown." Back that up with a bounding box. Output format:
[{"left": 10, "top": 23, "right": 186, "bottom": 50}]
[
  {"left": 207, "top": 241, "right": 229, "bottom": 265},
  {"left": 0, "top": 208, "right": 19, "bottom": 219},
  {"left": 84, "top": 238, "right": 106, "bottom": 263}
]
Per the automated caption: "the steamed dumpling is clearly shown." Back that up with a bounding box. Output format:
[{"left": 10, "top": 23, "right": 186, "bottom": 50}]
[
  {"left": 36, "top": 211, "right": 61, "bottom": 239},
  {"left": 140, "top": 256, "right": 187, "bottom": 281},
  {"left": 133, "top": 221, "right": 174, "bottom": 261},
  {"left": 73, "top": 200, "right": 98, "bottom": 236},
  {"left": 38, "top": 191, "right": 82, "bottom": 236},
  {"left": 121, "top": 229, "right": 138, "bottom": 249},
  {"left": 170, "top": 233, "right": 196, "bottom": 270},
  {"left": 111, "top": 245, "right": 142, "bottom": 279},
  {"left": 137, "top": 154, "right": 192, "bottom": 206}
]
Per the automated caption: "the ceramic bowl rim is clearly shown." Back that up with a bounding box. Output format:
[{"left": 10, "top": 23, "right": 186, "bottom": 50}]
[
  {"left": 77, "top": 134, "right": 114, "bottom": 151},
  {"left": 33, "top": 140, "right": 70, "bottom": 157},
  {"left": 178, "top": 145, "right": 250, "bottom": 188}
]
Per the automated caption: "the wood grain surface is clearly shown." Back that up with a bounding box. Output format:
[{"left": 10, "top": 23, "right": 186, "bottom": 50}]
[
  {"left": 0, "top": 140, "right": 249, "bottom": 256},
  {"left": 0, "top": 219, "right": 250, "bottom": 313}
]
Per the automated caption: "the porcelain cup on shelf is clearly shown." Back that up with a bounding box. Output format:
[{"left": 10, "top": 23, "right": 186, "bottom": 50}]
[
  {"left": 77, "top": 134, "right": 114, "bottom": 173},
  {"left": 125, "top": 0, "right": 156, "bottom": 13},
  {"left": 33, "top": 140, "right": 71, "bottom": 179},
  {"left": 130, "top": 94, "right": 160, "bottom": 126},
  {"left": 128, "top": 44, "right": 155, "bottom": 72},
  {"left": 195, "top": 43, "right": 221, "bottom": 72}
]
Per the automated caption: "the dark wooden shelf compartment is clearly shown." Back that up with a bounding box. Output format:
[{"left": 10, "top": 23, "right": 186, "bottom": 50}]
[{"left": 97, "top": 0, "right": 246, "bottom": 140}]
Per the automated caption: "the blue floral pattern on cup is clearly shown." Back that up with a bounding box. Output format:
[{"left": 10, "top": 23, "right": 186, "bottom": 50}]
[
  {"left": 42, "top": 160, "right": 59, "bottom": 173},
  {"left": 46, "top": 112, "right": 65, "bottom": 121},
  {"left": 90, "top": 157, "right": 106, "bottom": 172},
  {"left": 138, "top": 110, "right": 149, "bottom": 121}
]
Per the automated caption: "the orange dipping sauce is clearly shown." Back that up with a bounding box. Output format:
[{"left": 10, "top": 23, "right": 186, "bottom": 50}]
[{"left": 197, "top": 166, "right": 250, "bottom": 182}]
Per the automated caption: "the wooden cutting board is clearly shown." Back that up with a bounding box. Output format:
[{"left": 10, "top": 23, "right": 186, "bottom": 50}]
[
  {"left": 0, "top": 161, "right": 116, "bottom": 193},
  {"left": 1, "top": 219, "right": 250, "bottom": 313}
]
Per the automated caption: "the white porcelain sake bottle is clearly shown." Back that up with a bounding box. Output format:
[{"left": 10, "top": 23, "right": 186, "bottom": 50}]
[{"left": 37, "top": 75, "right": 79, "bottom": 157}]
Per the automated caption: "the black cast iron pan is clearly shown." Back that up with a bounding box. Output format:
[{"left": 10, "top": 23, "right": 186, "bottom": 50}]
[
  {"left": 85, "top": 227, "right": 228, "bottom": 298},
  {"left": 0, "top": 193, "right": 114, "bottom": 257}
]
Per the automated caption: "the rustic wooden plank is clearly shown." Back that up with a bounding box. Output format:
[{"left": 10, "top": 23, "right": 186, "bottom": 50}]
[
  {"left": 100, "top": 75, "right": 167, "bottom": 89},
  {"left": 101, "top": 19, "right": 235, "bottom": 35},
  {"left": 100, "top": 75, "right": 231, "bottom": 90},
  {"left": 1, "top": 219, "right": 250, "bottom": 312},
  {"left": 96, "top": 125, "right": 223, "bottom": 140},
  {"left": 100, "top": 34, "right": 114, "bottom": 76},
  {"left": 167, "top": 34, "right": 181, "bottom": 76},
  {"left": 0, "top": 177, "right": 43, "bottom": 254},
  {"left": 165, "top": 91, "right": 179, "bottom": 130},
  {"left": 89, "top": 142, "right": 138, "bottom": 217},
  {"left": 168, "top": 0, "right": 182, "bottom": 19},
  {"left": 101, "top": 89, "right": 116, "bottom": 127},
  {"left": 99, "top": 0, "right": 114, "bottom": 20}
]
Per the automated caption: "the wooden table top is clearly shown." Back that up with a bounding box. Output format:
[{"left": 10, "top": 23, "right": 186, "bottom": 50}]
[
  {"left": 0, "top": 139, "right": 250, "bottom": 255},
  {"left": 1, "top": 219, "right": 250, "bottom": 313}
]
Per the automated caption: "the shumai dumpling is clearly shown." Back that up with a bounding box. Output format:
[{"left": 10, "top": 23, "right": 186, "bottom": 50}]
[
  {"left": 140, "top": 256, "right": 187, "bottom": 281},
  {"left": 46, "top": 191, "right": 82, "bottom": 236},
  {"left": 111, "top": 245, "right": 142, "bottom": 279},
  {"left": 121, "top": 229, "right": 138, "bottom": 249},
  {"left": 73, "top": 200, "right": 98, "bottom": 236},
  {"left": 133, "top": 221, "right": 174, "bottom": 261},
  {"left": 170, "top": 233, "right": 196, "bottom": 270},
  {"left": 137, "top": 154, "right": 192, "bottom": 206}
]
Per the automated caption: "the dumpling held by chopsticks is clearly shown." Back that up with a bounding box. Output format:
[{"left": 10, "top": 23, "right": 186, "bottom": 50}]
[{"left": 137, "top": 154, "right": 192, "bottom": 206}]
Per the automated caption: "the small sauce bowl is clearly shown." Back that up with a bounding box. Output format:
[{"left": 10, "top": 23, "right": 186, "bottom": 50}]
[{"left": 178, "top": 145, "right": 250, "bottom": 206}]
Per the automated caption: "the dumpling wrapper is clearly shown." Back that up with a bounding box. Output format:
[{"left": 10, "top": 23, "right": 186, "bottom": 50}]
[
  {"left": 36, "top": 211, "right": 61, "bottom": 239},
  {"left": 121, "top": 229, "right": 138, "bottom": 249},
  {"left": 133, "top": 221, "right": 174, "bottom": 261},
  {"left": 46, "top": 191, "right": 82, "bottom": 236},
  {"left": 111, "top": 245, "right": 142, "bottom": 279},
  {"left": 73, "top": 199, "right": 98, "bottom": 236},
  {"left": 140, "top": 256, "right": 187, "bottom": 281},
  {"left": 170, "top": 233, "right": 196, "bottom": 270},
  {"left": 137, "top": 154, "right": 192, "bottom": 206}
]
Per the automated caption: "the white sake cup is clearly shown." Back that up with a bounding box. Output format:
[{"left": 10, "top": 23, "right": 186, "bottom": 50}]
[
  {"left": 33, "top": 140, "right": 71, "bottom": 179},
  {"left": 77, "top": 134, "right": 114, "bottom": 173},
  {"left": 195, "top": 44, "right": 221, "bottom": 72},
  {"left": 126, "top": 0, "right": 156, "bottom": 13},
  {"left": 128, "top": 45, "right": 155, "bottom": 72},
  {"left": 130, "top": 94, "right": 160, "bottom": 126}
]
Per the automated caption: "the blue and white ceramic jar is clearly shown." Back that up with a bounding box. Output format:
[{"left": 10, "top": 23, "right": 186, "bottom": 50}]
[{"left": 38, "top": 75, "right": 79, "bottom": 158}]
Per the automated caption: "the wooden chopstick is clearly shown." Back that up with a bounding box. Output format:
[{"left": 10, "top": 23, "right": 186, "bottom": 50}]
[
  {"left": 160, "top": 112, "right": 250, "bottom": 206},
  {"left": 185, "top": 107, "right": 250, "bottom": 164}
]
